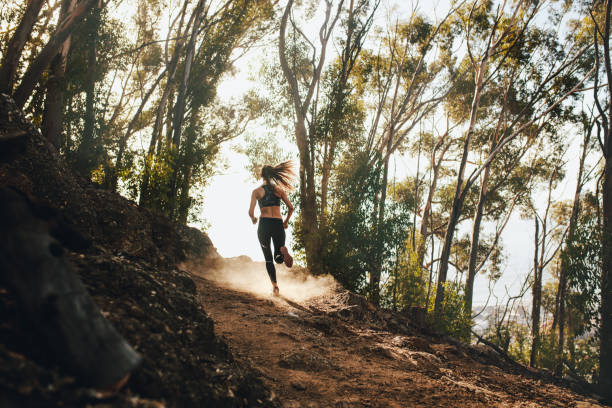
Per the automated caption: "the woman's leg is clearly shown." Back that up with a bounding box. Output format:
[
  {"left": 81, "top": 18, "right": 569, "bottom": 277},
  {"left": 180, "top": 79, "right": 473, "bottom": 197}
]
[
  {"left": 271, "top": 220, "right": 292, "bottom": 268},
  {"left": 257, "top": 220, "right": 277, "bottom": 284}
]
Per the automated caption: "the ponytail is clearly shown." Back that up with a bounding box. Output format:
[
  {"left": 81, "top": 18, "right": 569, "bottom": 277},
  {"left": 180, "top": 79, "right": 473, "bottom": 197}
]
[{"left": 261, "top": 160, "right": 296, "bottom": 191}]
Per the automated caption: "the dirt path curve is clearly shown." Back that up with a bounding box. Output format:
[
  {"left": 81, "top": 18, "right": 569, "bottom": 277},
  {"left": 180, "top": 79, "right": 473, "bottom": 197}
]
[{"left": 191, "top": 264, "right": 604, "bottom": 408}]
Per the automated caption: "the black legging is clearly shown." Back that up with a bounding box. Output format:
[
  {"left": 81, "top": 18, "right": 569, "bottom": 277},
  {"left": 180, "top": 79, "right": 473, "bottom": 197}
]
[{"left": 257, "top": 217, "right": 285, "bottom": 283}]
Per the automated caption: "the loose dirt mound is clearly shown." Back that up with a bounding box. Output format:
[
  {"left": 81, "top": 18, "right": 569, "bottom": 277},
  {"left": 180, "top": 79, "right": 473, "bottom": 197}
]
[{"left": 193, "top": 262, "right": 607, "bottom": 408}]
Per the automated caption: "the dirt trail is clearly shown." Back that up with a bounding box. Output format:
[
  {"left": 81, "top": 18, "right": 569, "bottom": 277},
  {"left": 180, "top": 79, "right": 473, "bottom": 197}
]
[{"left": 190, "top": 259, "right": 605, "bottom": 408}]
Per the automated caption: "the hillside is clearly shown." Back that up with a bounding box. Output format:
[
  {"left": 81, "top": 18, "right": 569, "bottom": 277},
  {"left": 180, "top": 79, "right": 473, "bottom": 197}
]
[
  {"left": 0, "top": 94, "right": 276, "bottom": 407},
  {"left": 0, "top": 93, "right": 608, "bottom": 407},
  {"left": 189, "top": 258, "right": 606, "bottom": 408}
]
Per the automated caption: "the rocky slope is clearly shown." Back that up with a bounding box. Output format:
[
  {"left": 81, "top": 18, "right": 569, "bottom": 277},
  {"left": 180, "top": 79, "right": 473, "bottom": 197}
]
[{"left": 0, "top": 94, "right": 277, "bottom": 407}]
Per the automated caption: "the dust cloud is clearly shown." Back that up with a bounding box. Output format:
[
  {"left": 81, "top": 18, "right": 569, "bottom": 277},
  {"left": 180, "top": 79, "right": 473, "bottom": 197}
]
[{"left": 193, "top": 256, "right": 338, "bottom": 302}]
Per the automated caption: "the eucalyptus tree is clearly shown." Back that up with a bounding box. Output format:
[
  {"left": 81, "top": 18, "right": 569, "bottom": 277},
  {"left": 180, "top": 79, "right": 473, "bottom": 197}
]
[
  {"left": 166, "top": 0, "right": 276, "bottom": 221},
  {"left": 557, "top": 192, "right": 601, "bottom": 379},
  {"left": 554, "top": 109, "right": 596, "bottom": 373},
  {"left": 433, "top": 0, "right": 593, "bottom": 317},
  {"left": 82, "top": 0, "right": 277, "bottom": 220},
  {"left": 0, "top": 0, "right": 46, "bottom": 95},
  {"left": 139, "top": 0, "right": 196, "bottom": 205},
  {"left": 415, "top": 117, "right": 456, "bottom": 271},
  {"left": 11, "top": 0, "right": 101, "bottom": 108},
  {"left": 354, "top": 6, "right": 463, "bottom": 303},
  {"left": 41, "top": 0, "right": 77, "bottom": 148},
  {"left": 278, "top": 0, "right": 378, "bottom": 272},
  {"left": 527, "top": 150, "right": 567, "bottom": 367},
  {"left": 589, "top": 0, "right": 612, "bottom": 396},
  {"left": 461, "top": 14, "right": 579, "bottom": 321}
]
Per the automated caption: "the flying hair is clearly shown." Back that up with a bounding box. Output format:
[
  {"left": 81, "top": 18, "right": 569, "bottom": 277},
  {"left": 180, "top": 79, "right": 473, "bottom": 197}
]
[{"left": 261, "top": 160, "right": 296, "bottom": 191}]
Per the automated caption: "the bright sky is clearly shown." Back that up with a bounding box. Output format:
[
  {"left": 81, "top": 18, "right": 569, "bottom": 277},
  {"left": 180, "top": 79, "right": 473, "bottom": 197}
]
[{"left": 197, "top": 0, "right": 588, "bottom": 309}]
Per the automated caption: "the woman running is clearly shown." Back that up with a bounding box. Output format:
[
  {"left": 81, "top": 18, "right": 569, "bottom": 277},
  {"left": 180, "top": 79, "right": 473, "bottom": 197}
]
[{"left": 248, "top": 161, "right": 295, "bottom": 295}]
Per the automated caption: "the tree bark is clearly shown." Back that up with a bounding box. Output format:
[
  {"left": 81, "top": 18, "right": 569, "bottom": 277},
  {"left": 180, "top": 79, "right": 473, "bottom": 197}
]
[
  {"left": 417, "top": 136, "right": 450, "bottom": 270},
  {"left": 0, "top": 0, "right": 46, "bottom": 94},
  {"left": 370, "top": 139, "right": 392, "bottom": 304},
  {"left": 592, "top": 1, "right": 612, "bottom": 397},
  {"left": 530, "top": 216, "right": 540, "bottom": 367},
  {"left": 167, "top": 0, "right": 205, "bottom": 217},
  {"left": 42, "top": 0, "right": 76, "bottom": 149},
  {"left": 278, "top": 0, "right": 341, "bottom": 272},
  {"left": 556, "top": 120, "right": 590, "bottom": 374},
  {"left": 600, "top": 164, "right": 612, "bottom": 396},
  {"left": 111, "top": 67, "right": 167, "bottom": 191},
  {"left": 75, "top": 5, "right": 101, "bottom": 178},
  {"left": 465, "top": 163, "right": 490, "bottom": 317},
  {"left": 434, "top": 62, "right": 486, "bottom": 317},
  {"left": 13, "top": 0, "right": 98, "bottom": 108}
]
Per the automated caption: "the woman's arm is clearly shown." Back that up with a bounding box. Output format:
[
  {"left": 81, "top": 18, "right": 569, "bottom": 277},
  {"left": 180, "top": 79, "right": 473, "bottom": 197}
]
[
  {"left": 248, "top": 190, "right": 258, "bottom": 224},
  {"left": 280, "top": 190, "right": 294, "bottom": 229}
]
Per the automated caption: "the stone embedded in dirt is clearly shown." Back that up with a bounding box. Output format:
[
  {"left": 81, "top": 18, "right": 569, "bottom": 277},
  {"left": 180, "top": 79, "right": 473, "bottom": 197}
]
[
  {"left": 275, "top": 330, "right": 299, "bottom": 342},
  {"left": 402, "top": 336, "right": 435, "bottom": 353},
  {"left": 290, "top": 381, "right": 307, "bottom": 391},
  {"left": 367, "top": 345, "right": 396, "bottom": 360},
  {"left": 303, "top": 316, "right": 336, "bottom": 335},
  {"left": 278, "top": 349, "right": 335, "bottom": 372},
  {"left": 408, "top": 350, "right": 442, "bottom": 367}
]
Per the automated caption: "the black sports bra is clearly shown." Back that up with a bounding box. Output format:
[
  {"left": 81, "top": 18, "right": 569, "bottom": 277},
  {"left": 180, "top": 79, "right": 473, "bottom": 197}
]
[{"left": 258, "top": 184, "right": 281, "bottom": 208}]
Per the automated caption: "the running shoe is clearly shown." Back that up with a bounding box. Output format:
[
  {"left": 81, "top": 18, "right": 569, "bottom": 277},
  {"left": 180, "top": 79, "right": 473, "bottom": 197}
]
[{"left": 280, "top": 246, "right": 293, "bottom": 268}]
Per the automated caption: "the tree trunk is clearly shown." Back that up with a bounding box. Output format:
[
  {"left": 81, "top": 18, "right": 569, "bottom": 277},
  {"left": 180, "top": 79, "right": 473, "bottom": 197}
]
[
  {"left": 598, "top": 2, "right": 612, "bottom": 398},
  {"left": 465, "top": 164, "right": 490, "bottom": 317},
  {"left": 13, "top": 0, "right": 98, "bottom": 107},
  {"left": 556, "top": 122, "right": 590, "bottom": 374},
  {"left": 168, "top": 0, "right": 204, "bottom": 216},
  {"left": 111, "top": 67, "right": 167, "bottom": 191},
  {"left": 530, "top": 216, "right": 540, "bottom": 367},
  {"left": 278, "top": 0, "right": 341, "bottom": 273},
  {"left": 177, "top": 165, "right": 192, "bottom": 224},
  {"left": 601, "top": 159, "right": 612, "bottom": 397},
  {"left": 600, "top": 137, "right": 612, "bottom": 394},
  {"left": 176, "top": 126, "right": 195, "bottom": 224},
  {"left": 434, "top": 63, "right": 486, "bottom": 316},
  {"left": 141, "top": 0, "right": 189, "bottom": 206},
  {"left": 370, "top": 145, "right": 391, "bottom": 304},
  {"left": 140, "top": 83, "right": 173, "bottom": 206},
  {"left": 0, "top": 0, "right": 46, "bottom": 94},
  {"left": 319, "top": 139, "right": 336, "bottom": 224},
  {"left": 42, "top": 0, "right": 76, "bottom": 149},
  {"left": 297, "top": 120, "right": 320, "bottom": 272},
  {"left": 140, "top": 83, "right": 172, "bottom": 206},
  {"left": 417, "top": 139, "right": 449, "bottom": 269},
  {"left": 75, "top": 6, "right": 101, "bottom": 178}
]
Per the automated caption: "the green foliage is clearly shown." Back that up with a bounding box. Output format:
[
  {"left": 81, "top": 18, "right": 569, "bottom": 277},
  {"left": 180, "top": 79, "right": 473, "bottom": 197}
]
[
  {"left": 537, "top": 331, "right": 560, "bottom": 370},
  {"left": 562, "top": 193, "right": 602, "bottom": 337},
  {"left": 302, "top": 148, "right": 412, "bottom": 293},
  {"left": 312, "top": 150, "right": 383, "bottom": 291},
  {"left": 506, "top": 322, "right": 531, "bottom": 365},
  {"left": 239, "top": 133, "right": 292, "bottom": 181},
  {"left": 427, "top": 281, "right": 471, "bottom": 341},
  {"left": 569, "top": 337, "right": 600, "bottom": 383},
  {"left": 382, "top": 234, "right": 428, "bottom": 311}
]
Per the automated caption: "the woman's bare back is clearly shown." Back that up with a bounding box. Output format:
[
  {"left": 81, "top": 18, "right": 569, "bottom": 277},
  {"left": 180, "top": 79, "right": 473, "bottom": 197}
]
[{"left": 253, "top": 185, "right": 282, "bottom": 219}]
